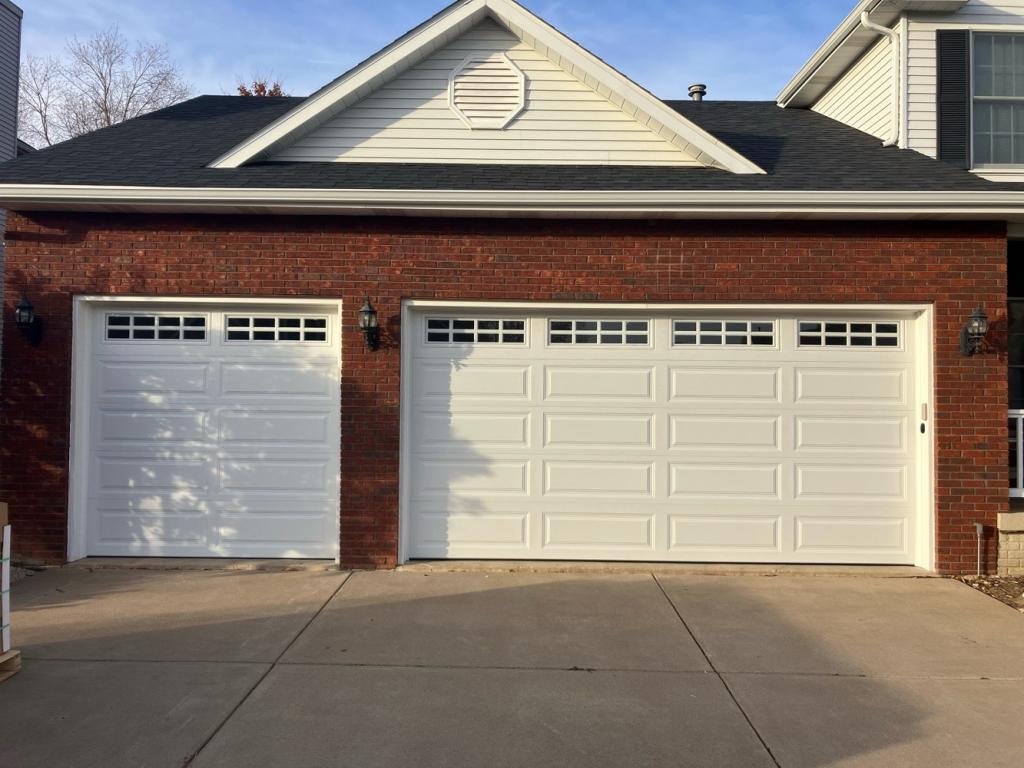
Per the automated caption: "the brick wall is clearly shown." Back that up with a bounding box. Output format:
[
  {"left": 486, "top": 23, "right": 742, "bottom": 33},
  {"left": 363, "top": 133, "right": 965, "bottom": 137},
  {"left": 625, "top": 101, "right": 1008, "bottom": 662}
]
[{"left": 0, "top": 213, "right": 1008, "bottom": 573}]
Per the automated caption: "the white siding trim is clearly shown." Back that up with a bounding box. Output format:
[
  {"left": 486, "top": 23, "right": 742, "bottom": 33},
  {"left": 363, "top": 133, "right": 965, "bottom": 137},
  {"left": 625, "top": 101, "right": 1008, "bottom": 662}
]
[{"left": 209, "top": 0, "right": 764, "bottom": 174}]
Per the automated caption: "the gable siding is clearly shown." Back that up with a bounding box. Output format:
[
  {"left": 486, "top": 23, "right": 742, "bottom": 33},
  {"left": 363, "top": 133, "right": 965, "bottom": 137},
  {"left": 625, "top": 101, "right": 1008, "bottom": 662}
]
[
  {"left": 0, "top": 1, "right": 20, "bottom": 357},
  {"left": 908, "top": 0, "right": 1024, "bottom": 159},
  {"left": 812, "top": 35, "right": 894, "bottom": 141},
  {"left": 273, "top": 19, "right": 700, "bottom": 166}
]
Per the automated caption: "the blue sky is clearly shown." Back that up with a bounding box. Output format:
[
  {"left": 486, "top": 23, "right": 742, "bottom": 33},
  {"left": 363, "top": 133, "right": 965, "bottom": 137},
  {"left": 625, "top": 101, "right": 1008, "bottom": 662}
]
[{"left": 20, "top": 0, "right": 855, "bottom": 100}]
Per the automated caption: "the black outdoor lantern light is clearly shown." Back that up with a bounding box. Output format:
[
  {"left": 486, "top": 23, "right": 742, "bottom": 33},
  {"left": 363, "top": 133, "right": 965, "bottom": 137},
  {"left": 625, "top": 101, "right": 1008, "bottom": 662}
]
[
  {"left": 14, "top": 296, "right": 42, "bottom": 347},
  {"left": 358, "top": 298, "right": 380, "bottom": 351},
  {"left": 960, "top": 306, "right": 990, "bottom": 357}
]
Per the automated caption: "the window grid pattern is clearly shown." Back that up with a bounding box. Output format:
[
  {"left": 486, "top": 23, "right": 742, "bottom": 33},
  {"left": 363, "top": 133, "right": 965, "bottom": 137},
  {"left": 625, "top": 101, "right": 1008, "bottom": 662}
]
[
  {"left": 426, "top": 318, "right": 526, "bottom": 344},
  {"left": 798, "top": 321, "right": 900, "bottom": 348},
  {"left": 549, "top": 319, "right": 650, "bottom": 346},
  {"left": 106, "top": 314, "right": 207, "bottom": 341},
  {"left": 225, "top": 316, "right": 328, "bottom": 342},
  {"left": 973, "top": 33, "right": 1024, "bottom": 166},
  {"left": 673, "top": 320, "right": 775, "bottom": 347}
]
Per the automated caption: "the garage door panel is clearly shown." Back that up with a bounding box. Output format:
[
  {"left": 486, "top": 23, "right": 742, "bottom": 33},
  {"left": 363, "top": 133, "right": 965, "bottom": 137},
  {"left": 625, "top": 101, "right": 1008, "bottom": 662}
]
[
  {"left": 98, "top": 456, "right": 209, "bottom": 492},
  {"left": 417, "top": 362, "right": 531, "bottom": 401},
  {"left": 796, "top": 416, "right": 908, "bottom": 452},
  {"left": 796, "top": 517, "right": 908, "bottom": 553},
  {"left": 669, "top": 515, "right": 782, "bottom": 552},
  {"left": 218, "top": 458, "right": 329, "bottom": 492},
  {"left": 544, "top": 366, "right": 654, "bottom": 402},
  {"left": 795, "top": 464, "right": 907, "bottom": 501},
  {"left": 99, "top": 361, "right": 211, "bottom": 397},
  {"left": 543, "top": 513, "right": 654, "bottom": 549},
  {"left": 407, "top": 310, "right": 923, "bottom": 565},
  {"left": 221, "top": 362, "right": 336, "bottom": 398},
  {"left": 218, "top": 410, "right": 333, "bottom": 445},
  {"left": 670, "top": 415, "right": 780, "bottom": 450},
  {"left": 670, "top": 366, "right": 781, "bottom": 403},
  {"left": 544, "top": 413, "right": 654, "bottom": 449},
  {"left": 94, "top": 509, "right": 208, "bottom": 547},
  {"left": 670, "top": 463, "right": 781, "bottom": 500},
  {"left": 417, "top": 411, "right": 531, "bottom": 448},
  {"left": 543, "top": 461, "right": 654, "bottom": 498},
  {"left": 98, "top": 409, "right": 208, "bottom": 443},
  {"left": 795, "top": 368, "right": 906, "bottom": 405}
]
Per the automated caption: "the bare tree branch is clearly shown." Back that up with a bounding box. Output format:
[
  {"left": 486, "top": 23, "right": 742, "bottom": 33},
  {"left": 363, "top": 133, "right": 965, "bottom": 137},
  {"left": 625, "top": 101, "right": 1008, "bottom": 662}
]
[{"left": 18, "top": 26, "right": 192, "bottom": 146}]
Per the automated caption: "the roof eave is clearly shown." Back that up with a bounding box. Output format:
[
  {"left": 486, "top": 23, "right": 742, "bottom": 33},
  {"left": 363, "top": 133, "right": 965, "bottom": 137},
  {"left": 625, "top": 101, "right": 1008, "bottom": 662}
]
[{"left": 0, "top": 184, "right": 1020, "bottom": 222}]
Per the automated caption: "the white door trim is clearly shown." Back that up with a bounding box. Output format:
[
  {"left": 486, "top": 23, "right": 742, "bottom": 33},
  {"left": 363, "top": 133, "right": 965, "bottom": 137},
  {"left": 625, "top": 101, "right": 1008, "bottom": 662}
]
[
  {"left": 67, "top": 295, "right": 344, "bottom": 563},
  {"left": 398, "top": 300, "right": 935, "bottom": 569}
]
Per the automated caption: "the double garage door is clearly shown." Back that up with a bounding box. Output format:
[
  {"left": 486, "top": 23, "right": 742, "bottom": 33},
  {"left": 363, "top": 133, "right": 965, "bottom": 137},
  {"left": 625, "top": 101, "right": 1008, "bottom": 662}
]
[
  {"left": 406, "top": 308, "right": 926, "bottom": 565},
  {"left": 81, "top": 303, "right": 340, "bottom": 558}
]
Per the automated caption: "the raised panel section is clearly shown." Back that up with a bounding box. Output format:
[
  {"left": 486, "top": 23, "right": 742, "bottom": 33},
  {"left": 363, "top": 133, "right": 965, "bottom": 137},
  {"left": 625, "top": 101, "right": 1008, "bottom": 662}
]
[
  {"left": 99, "top": 410, "right": 207, "bottom": 443},
  {"left": 100, "top": 362, "right": 208, "bottom": 395},
  {"left": 544, "top": 461, "right": 654, "bottom": 497},
  {"left": 420, "top": 363, "right": 530, "bottom": 400},
  {"left": 796, "top": 517, "right": 907, "bottom": 553},
  {"left": 796, "top": 368, "right": 905, "bottom": 405},
  {"left": 796, "top": 465, "right": 907, "bottom": 501},
  {"left": 671, "top": 464, "right": 780, "bottom": 499},
  {"left": 220, "top": 411, "right": 331, "bottom": 444},
  {"left": 221, "top": 363, "right": 335, "bottom": 397},
  {"left": 96, "top": 510, "right": 207, "bottom": 545},
  {"left": 544, "top": 413, "right": 653, "bottom": 449},
  {"left": 545, "top": 367, "right": 654, "bottom": 401},
  {"left": 670, "top": 367, "right": 780, "bottom": 402},
  {"left": 671, "top": 415, "right": 779, "bottom": 450},
  {"left": 544, "top": 514, "right": 653, "bottom": 548},
  {"left": 415, "top": 511, "right": 528, "bottom": 546},
  {"left": 418, "top": 411, "right": 530, "bottom": 448},
  {"left": 670, "top": 516, "right": 781, "bottom": 551},
  {"left": 98, "top": 458, "right": 207, "bottom": 491},
  {"left": 416, "top": 460, "right": 529, "bottom": 496},
  {"left": 220, "top": 459, "right": 328, "bottom": 492},
  {"left": 796, "top": 417, "right": 906, "bottom": 452}
]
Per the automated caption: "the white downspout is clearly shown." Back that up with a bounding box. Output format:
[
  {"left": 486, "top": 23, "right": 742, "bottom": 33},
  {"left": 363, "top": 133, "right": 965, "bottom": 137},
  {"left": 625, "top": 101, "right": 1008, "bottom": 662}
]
[{"left": 861, "top": 10, "right": 901, "bottom": 147}]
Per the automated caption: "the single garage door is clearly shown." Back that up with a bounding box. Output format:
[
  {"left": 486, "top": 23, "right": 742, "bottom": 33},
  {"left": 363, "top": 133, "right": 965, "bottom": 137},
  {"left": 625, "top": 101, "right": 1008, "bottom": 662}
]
[
  {"left": 82, "top": 303, "right": 340, "bottom": 558},
  {"left": 405, "top": 308, "right": 926, "bottom": 564}
]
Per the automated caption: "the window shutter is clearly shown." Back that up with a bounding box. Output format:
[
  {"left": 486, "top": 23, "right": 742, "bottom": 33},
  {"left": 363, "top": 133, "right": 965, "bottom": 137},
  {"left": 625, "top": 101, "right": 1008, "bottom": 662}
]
[{"left": 936, "top": 30, "right": 971, "bottom": 168}]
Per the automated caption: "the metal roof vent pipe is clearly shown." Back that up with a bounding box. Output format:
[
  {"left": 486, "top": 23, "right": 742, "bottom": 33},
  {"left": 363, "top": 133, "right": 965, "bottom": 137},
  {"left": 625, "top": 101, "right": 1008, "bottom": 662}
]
[{"left": 688, "top": 83, "right": 707, "bottom": 102}]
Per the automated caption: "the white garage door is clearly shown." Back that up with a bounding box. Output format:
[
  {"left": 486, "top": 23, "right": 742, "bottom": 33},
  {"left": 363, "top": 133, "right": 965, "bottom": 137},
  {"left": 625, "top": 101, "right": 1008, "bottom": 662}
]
[
  {"left": 82, "top": 303, "right": 340, "bottom": 558},
  {"left": 405, "top": 308, "right": 926, "bottom": 564}
]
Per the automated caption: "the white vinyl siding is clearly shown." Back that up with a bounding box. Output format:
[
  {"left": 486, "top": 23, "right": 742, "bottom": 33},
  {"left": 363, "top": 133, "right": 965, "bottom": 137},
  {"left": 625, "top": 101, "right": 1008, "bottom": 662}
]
[
  {"left": 0, "top": 1, "right": 20, "bottom": 361},
  {"left": 273, "top": 19, "right": 701, "bottom": 166},
  {"left": 812, "top": 35, "right": 894, "bottom": 140},
  {"left": 906, "top": 0, "right": 1024, "bottom": 160}
]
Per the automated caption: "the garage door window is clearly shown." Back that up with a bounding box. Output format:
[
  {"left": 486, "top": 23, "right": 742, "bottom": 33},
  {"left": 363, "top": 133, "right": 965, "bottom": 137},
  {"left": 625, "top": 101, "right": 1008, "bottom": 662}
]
[
  {"left": 673, "top": 320, "right": 775, "bottom": 347},
  {"left": 225, "top": 316, "right": 328, "bottom": 343},
  {"left": 106, "top": 314, "right": 207, "bottom": 341},
  {"left": 798, "top": 321, "right": 900, "bottom": 348},
  {"left": 426, "top": 318, "right": 526, "bottom": 344},
  {"left": 549, "top": 319, "right": 650, "bottom": 345}
]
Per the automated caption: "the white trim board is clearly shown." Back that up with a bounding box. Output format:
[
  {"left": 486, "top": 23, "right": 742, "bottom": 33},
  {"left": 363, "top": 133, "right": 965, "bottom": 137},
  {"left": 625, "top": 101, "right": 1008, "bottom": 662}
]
[
  {"left": 4, "top": 185, "right": 1024, "bottom": 220},
  {"left": 207, "top": 0, "right": 763, "bottom": 175},
  {"left": 67, "top": 295, "right": 345, "bottom": 563}
]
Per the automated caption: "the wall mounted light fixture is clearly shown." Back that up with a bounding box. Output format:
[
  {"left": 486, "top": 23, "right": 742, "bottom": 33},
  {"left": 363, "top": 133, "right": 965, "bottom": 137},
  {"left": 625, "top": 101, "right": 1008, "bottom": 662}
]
[
  {"left": 358, "top": 298, "right": 380, "bottom": 351},
  {"left": 14, "top": 296, "right": 42, "bottom": 347},
  {"left": 960, "top": 306, "right": 989, "bottom": 357}
]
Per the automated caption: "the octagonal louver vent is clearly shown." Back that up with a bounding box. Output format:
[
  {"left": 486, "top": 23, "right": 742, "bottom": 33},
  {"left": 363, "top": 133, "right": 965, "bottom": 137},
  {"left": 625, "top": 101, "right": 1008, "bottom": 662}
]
[{"left": 449, "top": 53, "right": 525, "bottom": 129}]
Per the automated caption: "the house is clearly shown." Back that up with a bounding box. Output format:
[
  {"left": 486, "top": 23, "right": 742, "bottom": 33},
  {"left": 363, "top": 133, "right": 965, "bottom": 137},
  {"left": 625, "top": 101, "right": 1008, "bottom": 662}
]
[{"left": 0, "top": 0, "right": 1019, "bottom": 575}]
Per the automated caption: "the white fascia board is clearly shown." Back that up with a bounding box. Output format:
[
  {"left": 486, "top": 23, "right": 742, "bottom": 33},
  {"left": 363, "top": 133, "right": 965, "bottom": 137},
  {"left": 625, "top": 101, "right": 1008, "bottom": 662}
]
[
  {"left": 209, "top": 0, "right": 764, "bottom": 176},
  {"left": 4, "top": 184, "right": 1024, "bottom": 220},
  {"left": 777, "top": 0, "right": 967, "bottom": 108}
]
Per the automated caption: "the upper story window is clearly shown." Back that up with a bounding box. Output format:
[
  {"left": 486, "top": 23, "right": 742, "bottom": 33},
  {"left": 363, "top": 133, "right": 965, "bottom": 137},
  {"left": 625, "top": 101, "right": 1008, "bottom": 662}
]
[{"left": 973, "top": 33, "right": 1024, "bottom": 166}]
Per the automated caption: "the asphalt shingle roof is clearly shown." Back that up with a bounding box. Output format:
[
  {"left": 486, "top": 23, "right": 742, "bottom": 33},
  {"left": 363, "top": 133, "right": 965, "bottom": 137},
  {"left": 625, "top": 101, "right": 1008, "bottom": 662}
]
[{"left": 0, "top": 95, "right": 1005, "bottom": 192}]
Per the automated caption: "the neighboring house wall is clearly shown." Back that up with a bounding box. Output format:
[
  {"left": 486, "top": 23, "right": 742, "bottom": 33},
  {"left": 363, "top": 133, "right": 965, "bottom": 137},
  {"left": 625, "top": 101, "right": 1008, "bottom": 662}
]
[
  {"left": 0, "top": 212, "right": 1006, "bottom": 575},
  {"left": 907, "top": 0, "right": 1024, "bottom": 159},
  {"left": 0, "top": 1, "right": 20, "bottom": 352},
  {"left": 812, "top": 35, "right": 894, "bottom": 141},
  {"left": 273, "top": 19, "right": 701, "bottom": 166}
]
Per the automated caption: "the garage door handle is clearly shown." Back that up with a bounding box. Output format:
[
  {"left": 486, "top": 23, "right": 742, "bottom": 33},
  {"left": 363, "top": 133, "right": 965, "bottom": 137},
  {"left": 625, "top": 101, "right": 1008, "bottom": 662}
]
[{"left": 920, "top": 423, "right": 926, "bottom": 434}]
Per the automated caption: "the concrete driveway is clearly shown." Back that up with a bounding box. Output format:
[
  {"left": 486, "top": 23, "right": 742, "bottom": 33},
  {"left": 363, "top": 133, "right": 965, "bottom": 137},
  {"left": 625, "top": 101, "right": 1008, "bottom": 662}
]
[{"left": 3, "top": 566, "right": 1024, "bottom": 768}]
